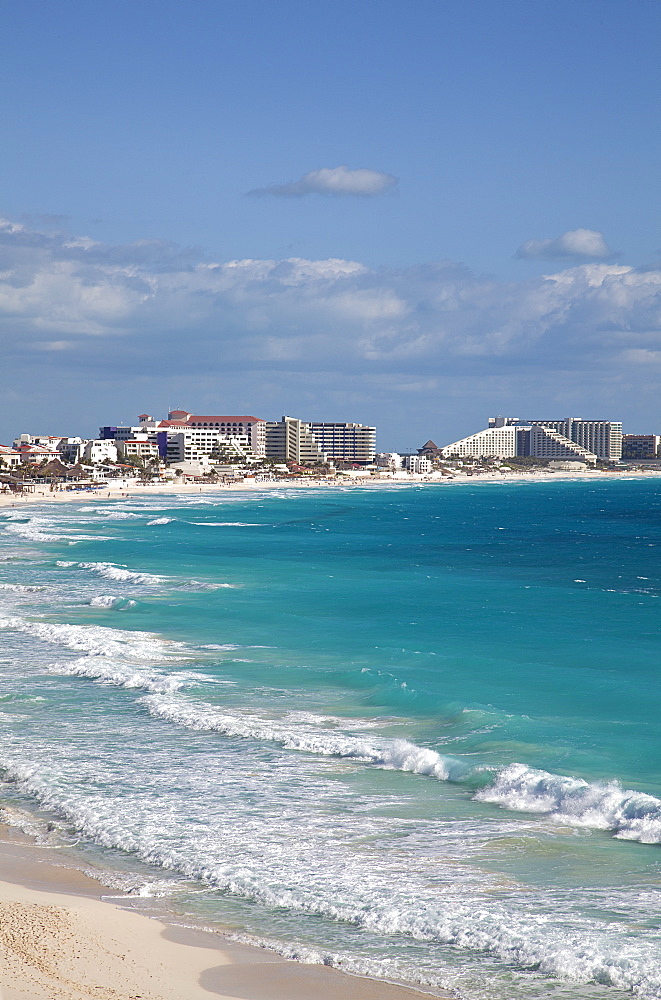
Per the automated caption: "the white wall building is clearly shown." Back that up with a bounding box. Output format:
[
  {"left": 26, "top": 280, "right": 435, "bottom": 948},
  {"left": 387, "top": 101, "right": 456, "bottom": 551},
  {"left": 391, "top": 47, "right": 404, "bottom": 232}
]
[
  {"left": 0, "top": 446, "right": 21, "bottom": 469},
  {"left": 81, "top": 440, "right": 118, "bottom": 464},
  {"left": 160, "top": 429, "right": 248, "bottom": 464},
  {"left": 442, "top": 419, "right": 598, "bottom": 463},
  {"left": 116, "top": 438, "right": 160, "bottom": 462},
  {"left": 101, "top": 411, "right": 267, "bottom": 461},
  {"left": 166, "top": 411, "right": 266, "bottom": 458},
  {"left": 375, "top": 452, "right": 403, "bottom": 470},
  {"left": 442, "top": 425, "right": 519, "bottom": 459},
  {"left": 405, "top": 455, "right": 433, "bottom": 474}
]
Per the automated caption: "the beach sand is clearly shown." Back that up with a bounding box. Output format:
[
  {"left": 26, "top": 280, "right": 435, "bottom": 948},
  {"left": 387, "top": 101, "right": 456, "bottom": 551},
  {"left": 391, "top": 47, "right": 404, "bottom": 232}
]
[
  {"left": 1, "top": 467, "right": 656, "bottom": 511},
  {"left": 0, "top": 828, "right": 449, "bottom": 1000}
]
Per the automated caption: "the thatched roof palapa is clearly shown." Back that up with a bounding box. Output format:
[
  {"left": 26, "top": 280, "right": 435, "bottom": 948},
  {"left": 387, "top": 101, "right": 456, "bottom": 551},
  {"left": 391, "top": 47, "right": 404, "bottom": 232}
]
[{"left": 41, "top": 458, "right": 70, "bottom": 477}]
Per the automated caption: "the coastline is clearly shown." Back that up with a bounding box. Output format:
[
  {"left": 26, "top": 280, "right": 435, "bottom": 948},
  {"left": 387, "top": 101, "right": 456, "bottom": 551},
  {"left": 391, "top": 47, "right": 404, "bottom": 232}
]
[
  {"left": 0, "top": 825, "right": 449, "bottom": 1000},
  {"left": 2, "top": 467, "right": 660, "bottom": 510},
  {"left": 2, "top": 473, "right": 660, "bottom": 999}
]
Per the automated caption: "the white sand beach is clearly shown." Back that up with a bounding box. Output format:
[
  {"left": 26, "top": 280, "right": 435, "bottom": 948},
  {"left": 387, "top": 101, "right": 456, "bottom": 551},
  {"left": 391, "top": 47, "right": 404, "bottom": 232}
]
[
  {"left": 0, "top": 828, "right": 447, "bottom": 1000},
  {"left": 2, "top": 467, "right": 659, "bottom": 511}
]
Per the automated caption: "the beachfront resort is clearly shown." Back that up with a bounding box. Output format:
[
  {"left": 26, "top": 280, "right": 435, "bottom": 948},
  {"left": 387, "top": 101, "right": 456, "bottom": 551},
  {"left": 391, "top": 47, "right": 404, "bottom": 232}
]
[{"left": 1, "top": 407, "right": 659, "bottom": 495}]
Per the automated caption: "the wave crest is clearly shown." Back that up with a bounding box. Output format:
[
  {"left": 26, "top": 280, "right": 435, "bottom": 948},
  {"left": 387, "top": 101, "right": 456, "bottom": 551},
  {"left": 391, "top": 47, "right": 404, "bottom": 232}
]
[
  {"left": 140, "top": 694, "right": 464, "bottom": 780},
  {"left": 475, "top": 763, "right": 661, "bottom": 843}
]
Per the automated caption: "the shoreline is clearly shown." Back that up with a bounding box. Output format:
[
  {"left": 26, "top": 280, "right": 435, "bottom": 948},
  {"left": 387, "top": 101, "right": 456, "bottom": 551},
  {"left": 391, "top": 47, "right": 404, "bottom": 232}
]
[
  {"left": 2, "top": 471, "right": 659, "bottom": 999},
  {"left": 2, "top": 467, "right": 660, "bottom": 510},
  {"left": 0, "top": 824, "right": 450, "bottom": 1000}
]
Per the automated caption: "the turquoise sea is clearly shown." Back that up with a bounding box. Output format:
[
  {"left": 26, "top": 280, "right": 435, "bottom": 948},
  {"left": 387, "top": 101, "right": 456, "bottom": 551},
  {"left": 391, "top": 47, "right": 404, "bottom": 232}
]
[{"left": 1, "top": 479, "right": 661, "bottom": 999}]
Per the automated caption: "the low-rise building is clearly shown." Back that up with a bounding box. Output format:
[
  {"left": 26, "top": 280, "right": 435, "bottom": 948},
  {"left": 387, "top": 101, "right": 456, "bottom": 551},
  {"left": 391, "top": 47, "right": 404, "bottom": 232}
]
[
  {"left": 116, "top": 438, "right": 160, "bottom": 462},
  {"left": 100, "top": 410, "right": 267, "bottom": 461},
  {"left": 80, "top": 440, "right": 119, "bottom": 464},
  {"left": 405, "top": 455, "right": 433, "bottom": 474},
  {"left": 15, "top": 443, "right": 61, "bottom": 464},
  {"left": 0, "top": 446, "right": 21, "bottom": 469},
  {"left": 375, "top": 452, "right": 403, "bottom": 470},
  {"left": 417, "top": 440, "right": 442, "bottom": 460}
]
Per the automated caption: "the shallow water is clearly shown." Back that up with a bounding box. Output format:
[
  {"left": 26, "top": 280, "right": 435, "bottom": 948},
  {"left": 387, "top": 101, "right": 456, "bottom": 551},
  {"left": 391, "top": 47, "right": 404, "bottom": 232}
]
[{"left": 1, "top": 480, "right": 660, "bottom": 998}]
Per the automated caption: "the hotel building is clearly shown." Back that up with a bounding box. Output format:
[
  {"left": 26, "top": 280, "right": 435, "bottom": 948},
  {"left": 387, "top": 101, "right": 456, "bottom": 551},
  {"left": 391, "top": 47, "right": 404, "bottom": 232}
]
[
  {"left": 308, "top": 422, "right": 376, "bottom": 465},
  {"left": 621, "top": 435, "right": 660, "bottom": 459},
  {"left": 265, "top": 417, "right": 327, "bottom": 465},
  {"left": 442, "top": 417, "right": 599, "bottom": 464},
  {"left": 520, "top": 418, "right": 622, "bottom": 461}
]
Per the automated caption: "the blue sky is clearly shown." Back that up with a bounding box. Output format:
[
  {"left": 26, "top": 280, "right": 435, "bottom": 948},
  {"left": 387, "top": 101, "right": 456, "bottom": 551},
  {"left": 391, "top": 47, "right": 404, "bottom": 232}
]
[{"left": 1, "top": 0, "right": 660, "bottom": 449}]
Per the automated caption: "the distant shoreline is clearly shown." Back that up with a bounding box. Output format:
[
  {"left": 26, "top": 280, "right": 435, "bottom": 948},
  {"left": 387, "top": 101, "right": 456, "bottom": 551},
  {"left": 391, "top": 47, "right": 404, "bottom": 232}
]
[{"left": 2, "top": 467, "right": 661, "bottom": 510}]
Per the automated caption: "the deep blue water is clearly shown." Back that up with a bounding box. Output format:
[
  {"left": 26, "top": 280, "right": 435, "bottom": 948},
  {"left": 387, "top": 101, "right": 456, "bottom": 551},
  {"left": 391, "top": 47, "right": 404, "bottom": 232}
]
[{"left": 1, "top": 479, "right": 660, "bottom": 999}]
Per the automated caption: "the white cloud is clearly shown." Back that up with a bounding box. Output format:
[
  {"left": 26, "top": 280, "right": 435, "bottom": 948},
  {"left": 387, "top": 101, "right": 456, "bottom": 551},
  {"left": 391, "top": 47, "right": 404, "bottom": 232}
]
[
  {"left": 516, "top": 228, "right": 614, "bottom": 260},
  {"left": 248, "top": 165, "right": 398, "bottom": 198},
  {"left": 2, "top": 217, "right": 661, "bottom": 446}
]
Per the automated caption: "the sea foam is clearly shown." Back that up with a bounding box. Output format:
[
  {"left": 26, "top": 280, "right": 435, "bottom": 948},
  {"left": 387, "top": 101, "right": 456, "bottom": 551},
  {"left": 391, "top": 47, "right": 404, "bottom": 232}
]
[
  {"left": 0, "top": 615, "right": 181, "bottom": 661},
  {"left": 475, "top": 762, "right": 661, "bottom": 843},
  {"left": 47, "top": 656, "right": 199, "bottom": 694},
  {"left": 140, "top": 694, "right": 464, "bottom": 780},
  {"left": 57, "top": 560, "right": 164, "bottom": 586}
]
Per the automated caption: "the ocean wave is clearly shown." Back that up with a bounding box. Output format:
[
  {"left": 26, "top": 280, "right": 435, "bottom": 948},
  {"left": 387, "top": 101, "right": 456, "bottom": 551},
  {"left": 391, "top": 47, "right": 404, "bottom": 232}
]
[
  {"left": 147, "top": 517, "right": 175, "bottom": 525},
  {"left": 7, "top": 739, "right": 659, "bottom": 998},
  {"left": 98, "top": 511, "right": 142, "bottom": 520},
  {"left": 56, "top": 560, "right": 164, "bottom": 586},
  {"left": 4, "top": 517, "right": 111, "bottom": 544},
  {"left": 55, "top": 560, "right": 230, "bottom": 590},
  {"left": 89, "top": 595, "right": 137, "bottom": 610},
  {"left": 139, "top": 694, "right": 464, "bottom": 780},
  {"left": 0, "top": 582, "right": 46, "bottom": 592},
  {"left": 475, "top": 762, "right": 661, "bottom": 844},
  {"left": 0, "top": 615, "right": 183, "bottom": 661},
  {"left": 46, "top": 656, "right": 201, "bottom": 694},
  {"left": 4, "top": 518, "right": 72, "bottom": 543},
  {"left": 3, "top": 736, "right": 661, "bottom": 998},
  {"left": 201, "top": 643, "right": 242, "bottom": 650}
]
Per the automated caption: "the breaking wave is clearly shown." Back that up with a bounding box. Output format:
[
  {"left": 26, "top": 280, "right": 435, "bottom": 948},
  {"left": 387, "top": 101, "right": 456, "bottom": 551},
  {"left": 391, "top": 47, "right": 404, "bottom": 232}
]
[
  {"left": 89, "top": 595, "right": 137, "bottom": 610},
  {"left": 57, "top": 560, "right": 164, "bottom": 586},
  {"left": 56, "top": 560, "right": 230, "bottom": 590},
  {"left": 0, "top": 615, "right": 183, "bottom": 661},
  {"left": 139, "top": 693, "right": 465, "bottom": 780},
  {"left": 475, "top": 762, "right": 661, "bottom": 844},
  {"left": 47, "top": 656, "right": 202, "bottom": 695}
]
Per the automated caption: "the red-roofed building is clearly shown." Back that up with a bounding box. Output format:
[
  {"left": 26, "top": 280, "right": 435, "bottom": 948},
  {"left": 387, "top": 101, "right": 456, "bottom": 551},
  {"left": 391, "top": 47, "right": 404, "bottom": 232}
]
[
  {"left": 0, "top": 445, "right": 21, "bottom": 469},
  {"left": 15, "top": 443, "right": 61, "bottom": 464},
  {"left": 165, "top": 410, "right": 266, "bottom": 457}
]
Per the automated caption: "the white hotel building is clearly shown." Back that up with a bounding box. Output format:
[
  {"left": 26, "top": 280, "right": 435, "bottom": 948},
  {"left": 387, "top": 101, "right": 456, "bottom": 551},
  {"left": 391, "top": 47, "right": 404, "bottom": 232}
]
[
  {"left": 100, "top": 411, "right": 267, "bottom": 463},
  {"left": 441, "top": 417, "right": 603, "bottom": 464}
]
